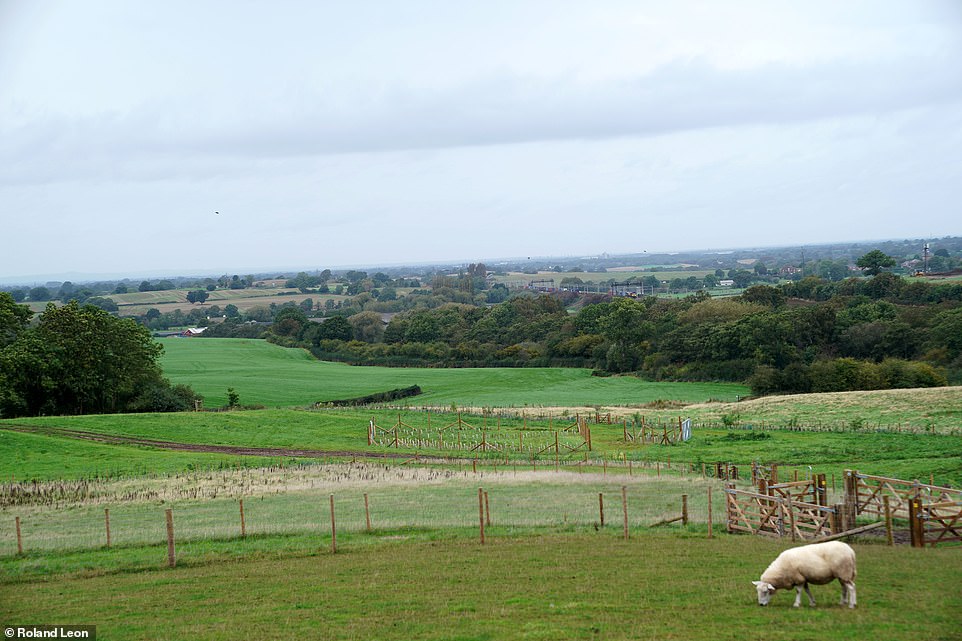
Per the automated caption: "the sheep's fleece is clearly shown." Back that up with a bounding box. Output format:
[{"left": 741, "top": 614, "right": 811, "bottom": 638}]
[{"left": 753, "top": 541, "right": 856, "bottom": 608}]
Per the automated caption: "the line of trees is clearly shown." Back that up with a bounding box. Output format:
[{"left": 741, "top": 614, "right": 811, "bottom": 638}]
[
  {"left": 0, "top": 295, "right": 200, "bottom": 417},
  {"left": 264, "top": 271, "right": 960, "bottom": 394}
]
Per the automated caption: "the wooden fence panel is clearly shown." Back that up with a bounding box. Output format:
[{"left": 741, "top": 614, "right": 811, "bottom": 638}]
[
  {"left": 725, "top": 487, "right": 836, "bottom": 541},
  {"left": 846, "top": 471, "right": 962, "bottom": 520},
  {"left": 912, "top": 500, "right": 962, "bottom": 547}
]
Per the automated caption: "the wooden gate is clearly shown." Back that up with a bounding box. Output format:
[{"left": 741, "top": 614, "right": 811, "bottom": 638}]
[
  {"left": 725, "top": 486, "right": 836, "bottom": 541},
  {"left": 845, "top": 471, "right": 962, "bottom": 519},
  {"left": 763, "top": 475, "right": 828, "bottom": 507},
  {"left": 909, "top": 498, "right": 962, "bottom": 547}
]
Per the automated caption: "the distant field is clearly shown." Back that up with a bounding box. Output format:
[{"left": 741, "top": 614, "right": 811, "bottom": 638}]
[
  {"left": 491, "top": 269, "right": 715, "bottom": 285},
  {"left": 113, "top": 289, "right": 352, "bottom": 315},
  {"left": 159, "top": 338, "right": 748, "bottom": 408},
  {"left": 23, "top": 289, "right": 352, "bottom": 316}
]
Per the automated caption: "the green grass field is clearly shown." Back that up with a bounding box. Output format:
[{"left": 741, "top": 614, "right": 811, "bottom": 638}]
[
  {"left": 159, "top": 338, "right": 748, "bottom": 408},
  {"left": 3, "top": 339, "right": 961, "bottom": 640},
  {"left": 2, "top": 530, "right": 959, "bottom": 641},
  {"left": 3, "top": 403, "right": 960, "bottom": 485},
  {"left": 491, "top": 268, "right": 716, "bottom": 284}
]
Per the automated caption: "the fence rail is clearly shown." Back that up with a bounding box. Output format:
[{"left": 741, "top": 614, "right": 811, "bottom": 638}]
[
  {"left": 910, "top": 498, "right": 962, "bottom": 548},
  {"left": 724, "top": 486, "right": 838, "bottom": 541},
  {"left": 845, "top": 471, "right": 962, "bottom": 520},
  {"left": 726, "top": 469, "right": 961, "bottom": 547}
]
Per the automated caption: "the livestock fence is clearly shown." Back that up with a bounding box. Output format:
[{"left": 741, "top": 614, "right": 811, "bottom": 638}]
[
  {"left": 622, "top": 417, "right": 691, "bottom": 445},
  {"left": 844, "top": 471, "right": 962, "bottom": 547},
  {"left": 367, "top": 412, "right": 593, "bottom": 455},
  {"left": 370, "top": 405, "right": 961, "bottom": 436},
  {"left": 725, "top": 473, "right": 841, "bottom": 543},
  {"left": 2, "top": 462, "right": 714, "bottom": 570},
  {"left": 366, "top": 412, "right": 700, "bottom": 457},
  {"left": 725, "top": 469, "right": 962, "bottom": 547}
]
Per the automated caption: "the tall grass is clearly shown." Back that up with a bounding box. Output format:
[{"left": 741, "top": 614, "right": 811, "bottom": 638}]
[{"left": 0, "top": 464, "right": 720, "bottom": 560}]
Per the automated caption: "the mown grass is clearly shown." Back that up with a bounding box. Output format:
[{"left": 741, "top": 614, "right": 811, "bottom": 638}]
[
  {"left": 1, "top": 531, "right": 959, "bottom": 641},
  {"left": 159, "top": 337, "right": 748, "bottom": 408}
]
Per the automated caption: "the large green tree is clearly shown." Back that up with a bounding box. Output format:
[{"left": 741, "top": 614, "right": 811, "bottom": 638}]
[
  {"left": 0, "top": 301, "right": 197, "bottom": 417},
  {"left": 856, "top": 250, "right": 897, "bottom": 276},
  {"left": 0, "top": 292, "right": 32, "bottom": 347}
]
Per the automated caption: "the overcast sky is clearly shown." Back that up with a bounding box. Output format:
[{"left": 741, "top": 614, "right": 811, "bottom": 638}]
[{"left": 1, "top": 1, "right": 961, "bottom": 281}]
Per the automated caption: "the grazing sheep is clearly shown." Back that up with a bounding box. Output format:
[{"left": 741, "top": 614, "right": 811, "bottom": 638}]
[{"left": 752, "top": 541, "right": 857, "bottom": 608}]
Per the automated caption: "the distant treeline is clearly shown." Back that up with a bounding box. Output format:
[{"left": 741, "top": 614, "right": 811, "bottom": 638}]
[{"left": 263, "top": 272, "right": 961, "bottom": 395}]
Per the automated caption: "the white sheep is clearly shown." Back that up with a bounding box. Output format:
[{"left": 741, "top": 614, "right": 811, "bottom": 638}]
[{"left": 752, "top": 541, "right": 857, "bottom": 608}]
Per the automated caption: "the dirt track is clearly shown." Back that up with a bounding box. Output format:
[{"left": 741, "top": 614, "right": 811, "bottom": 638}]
[{"left": 1, "top": 424, "right": 407, "bottom": 460}]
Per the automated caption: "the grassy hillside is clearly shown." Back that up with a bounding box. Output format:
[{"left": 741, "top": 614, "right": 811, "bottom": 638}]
[
  {"left": 679, "top": 387, "right": 962, "bottom": 432},
  {"left": 159, "top": 338, "right": 748, "bottom": 408}
]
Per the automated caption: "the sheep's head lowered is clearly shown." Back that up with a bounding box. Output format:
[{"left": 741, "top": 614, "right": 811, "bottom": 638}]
[
  {"left": 752, "top": 580, "right": 777, "bottom": 606},
  {"left": 752, "top": 542, "right": 857, "bottom": 608}
]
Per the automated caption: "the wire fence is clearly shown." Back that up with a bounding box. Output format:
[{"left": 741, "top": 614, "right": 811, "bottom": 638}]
[{"left": 3, "top": 461, "right": 738, "bottom": 561}]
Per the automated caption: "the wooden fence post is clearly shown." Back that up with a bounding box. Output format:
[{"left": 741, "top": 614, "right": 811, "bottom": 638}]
[
  {"left": 621, "top": 486, "right": 629, "bottom": 540},
  {"left": 846, "top": 495, "right": 857, "bottom": 532},
  {"left": 883, "top": 495, "right": 893, "bottom": 547},
  {"left": 599, "top": 493, "right": 605, "bottom": 527},
  {"left": 165, "top": 509, "right": 176, "bottom": 568},
  {"left": 909, "top": 497, "right": 923, "bottom": 548},
  {"left": 726, "top": 483, "right": 736, "bottom": 533},
  {"left": 707, "top": 487, "right": 713, "bottom": 539},
  {"left": 239, "top": 499, "right": 246, "bottom": 538},
  {"left": 104, "top": 508, "right": 111, "bottom": 548},
  {"left": 787, "top": 499, "right": 797, "bottom": 542},
  {"left": 329, "top": 494, "right": 337, "bottom": 554},
  {"left": 15, "top": 516, "right": 23, "bottom": 555},
  {"left": 844, "top": 470, "right": 857, "bottom": 518},
  {"left": 364, "top": 493, "right": 372, "bottom": 532},
  {"left": 478, "top": 487, "right": 486, "bottom": 545},
  {"left": 682, "top": 494, "right": 689, "bottom": 526},
  {"left": 484, "top": 491, "right": 491, "bottom": 527},
  {"left": 555, "top": 432, "right": 560, "bottom": 471},
  {"left": 830, "top": 504, "right": 842, "bottom": 536}
]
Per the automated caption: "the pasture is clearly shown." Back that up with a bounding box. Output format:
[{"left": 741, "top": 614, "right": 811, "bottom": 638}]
[
  {"left": 490, "top": 268, "right": 716, "bottom": 285},
  {"left": 3, "top": 339, "right": 961, "bottom": 639},
  {"left": 111, "top": 288, "right": 353, "bottom": 316},
  {"left": 3, "top": 457, "right": 961, "bottom": 639},
  {"left": 3, "top": 401, "right": 960, "bottom": 485},
  {"left": 158, "top": 337, "right": 748, "bottom": 408},
  {"left": 2, "top": 528, "right": 959, "bottom": 640}
]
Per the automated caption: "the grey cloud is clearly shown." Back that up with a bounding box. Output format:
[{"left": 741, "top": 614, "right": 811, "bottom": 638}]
[{"left": 3, "top": 52, "right": 961, "bottom": 186}]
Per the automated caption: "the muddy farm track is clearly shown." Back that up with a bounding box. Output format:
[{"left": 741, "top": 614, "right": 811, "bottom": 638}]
[{"left": 1, "top": 424, "right": 409, "bottom": 460}]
